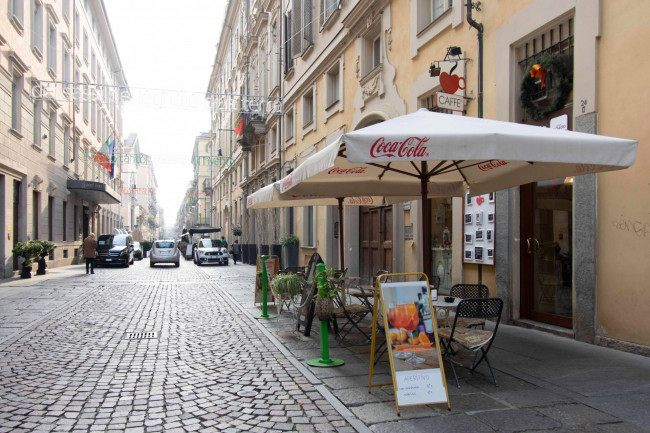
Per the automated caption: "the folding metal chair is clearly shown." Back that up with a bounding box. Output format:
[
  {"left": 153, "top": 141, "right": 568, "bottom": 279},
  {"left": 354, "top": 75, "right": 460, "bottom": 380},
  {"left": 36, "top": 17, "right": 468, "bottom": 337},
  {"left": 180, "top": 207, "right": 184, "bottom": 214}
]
[
  {"left": 438, "top": 297, "right": 503, "bottom": 388},
  {"left": 449, "top": 283, "right": 490, "bottom": 329}
]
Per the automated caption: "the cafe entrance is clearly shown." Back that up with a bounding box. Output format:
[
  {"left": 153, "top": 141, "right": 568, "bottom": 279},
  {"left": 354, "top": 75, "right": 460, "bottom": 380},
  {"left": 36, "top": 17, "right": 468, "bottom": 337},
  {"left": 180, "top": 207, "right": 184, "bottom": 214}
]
[{"left": 521, "top": 180, "right": 573, "bottom": 328}]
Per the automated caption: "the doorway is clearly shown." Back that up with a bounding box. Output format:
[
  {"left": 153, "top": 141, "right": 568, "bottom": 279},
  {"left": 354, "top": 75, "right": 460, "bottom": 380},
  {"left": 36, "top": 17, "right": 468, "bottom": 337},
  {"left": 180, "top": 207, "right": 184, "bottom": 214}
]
[
  {"left": 83, "top": 206, "right": 89, "bottom": 240},
  {"left": 521, "top": 180, "right": 573, "bottom": 328},
  {"left": 359, "top": 205, "right": 392, "bottom": 283}
]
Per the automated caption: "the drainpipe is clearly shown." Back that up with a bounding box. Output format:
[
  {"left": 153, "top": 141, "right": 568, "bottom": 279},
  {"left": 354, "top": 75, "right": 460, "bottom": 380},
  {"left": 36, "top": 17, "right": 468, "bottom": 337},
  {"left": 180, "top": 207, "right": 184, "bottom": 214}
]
[
  {"left": 466, "top": 1, "right": 483, "bottom": 119},
  {"left": 467, "top": 1, "right": 484, "bottom": 284}
]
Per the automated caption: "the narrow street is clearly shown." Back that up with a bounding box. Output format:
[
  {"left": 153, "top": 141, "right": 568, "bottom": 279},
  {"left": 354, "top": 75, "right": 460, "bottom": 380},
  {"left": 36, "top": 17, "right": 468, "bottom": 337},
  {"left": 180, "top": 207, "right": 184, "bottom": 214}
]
[{"left": 0, "top": 261, "right": 352, "bottom": 432}]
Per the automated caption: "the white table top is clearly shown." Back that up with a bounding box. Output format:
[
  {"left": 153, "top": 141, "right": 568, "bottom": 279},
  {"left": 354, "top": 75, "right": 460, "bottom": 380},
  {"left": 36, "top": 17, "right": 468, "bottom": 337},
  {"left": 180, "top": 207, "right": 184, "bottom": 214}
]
[{"left": 431, "top": 297, "right": 462, "bottom": 308}]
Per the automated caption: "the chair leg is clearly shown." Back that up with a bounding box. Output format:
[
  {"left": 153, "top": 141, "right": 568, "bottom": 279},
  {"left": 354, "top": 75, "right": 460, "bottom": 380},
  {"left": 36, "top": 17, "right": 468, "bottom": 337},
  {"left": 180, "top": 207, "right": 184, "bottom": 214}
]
[
  {"left": 470, "top": 348, "right": 498, "bottom": 387},
  {"left": 445, "top": 353, "right": 461, "bottom": 388}
]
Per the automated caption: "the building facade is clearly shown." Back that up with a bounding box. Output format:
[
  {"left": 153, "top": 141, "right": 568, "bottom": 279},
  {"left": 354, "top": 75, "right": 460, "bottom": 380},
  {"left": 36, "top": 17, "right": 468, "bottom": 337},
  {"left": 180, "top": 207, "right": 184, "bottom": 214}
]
[
  {"left": 119, "top": 133, "right": 161, "bottom": 242},
  {"left": 0, "top": 0, "right": 129, "bottom": 277},
  {"left": 206, "top": 0, "right": 649, "bottom": 353}
]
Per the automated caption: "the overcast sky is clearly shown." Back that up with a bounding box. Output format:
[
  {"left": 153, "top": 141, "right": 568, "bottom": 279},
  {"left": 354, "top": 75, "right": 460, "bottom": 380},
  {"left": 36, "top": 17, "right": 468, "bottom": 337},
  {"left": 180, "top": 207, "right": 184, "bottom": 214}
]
[{"left": 104, "top": 1, "right": 225, "bottom": 228}]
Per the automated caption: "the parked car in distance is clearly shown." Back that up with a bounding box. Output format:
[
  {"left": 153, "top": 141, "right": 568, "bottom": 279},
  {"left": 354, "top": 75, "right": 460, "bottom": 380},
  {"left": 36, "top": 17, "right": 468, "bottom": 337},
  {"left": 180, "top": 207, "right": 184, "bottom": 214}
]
[
  {"left": 193, "top": 238, "right": 229, "bottom": 266},
  {"left": 133, "top": 241, "right": 143, "bottom": 260},
  {"left": 96, "top": 234, "right": 135, "bottom": 268},
  {"left": 149, "top": 240, "right": 180, "bottom": 267}
]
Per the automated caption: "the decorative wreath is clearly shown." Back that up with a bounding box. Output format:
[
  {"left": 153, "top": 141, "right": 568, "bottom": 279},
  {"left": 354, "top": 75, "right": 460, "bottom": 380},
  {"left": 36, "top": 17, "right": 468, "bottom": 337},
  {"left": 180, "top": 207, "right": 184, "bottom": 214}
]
[{"left": 520, "top": 53, "right": 573, "bottom": 120}]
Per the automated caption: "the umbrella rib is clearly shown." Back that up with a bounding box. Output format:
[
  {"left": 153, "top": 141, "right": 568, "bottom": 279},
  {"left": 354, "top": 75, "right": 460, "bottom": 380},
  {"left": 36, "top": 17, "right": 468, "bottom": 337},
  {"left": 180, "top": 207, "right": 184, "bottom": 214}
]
[
  {"left": 426, "top": 161, "right": 449, "bottom": 178},
  {"left": 364, "top": 162, "right": 421, "bottom": 179}
]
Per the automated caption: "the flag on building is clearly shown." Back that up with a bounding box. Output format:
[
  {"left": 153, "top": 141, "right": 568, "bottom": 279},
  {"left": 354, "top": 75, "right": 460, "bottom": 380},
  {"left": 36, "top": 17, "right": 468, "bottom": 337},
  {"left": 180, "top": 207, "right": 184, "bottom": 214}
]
[
  {"left": 234, "top": 112, "right": 247, "bottom": 136},
  {"left": 93, "top": 138, "right": 112, "bottom": 172},
  {"left": 109, "top": 139, "right": 116, "bottom": 179}
]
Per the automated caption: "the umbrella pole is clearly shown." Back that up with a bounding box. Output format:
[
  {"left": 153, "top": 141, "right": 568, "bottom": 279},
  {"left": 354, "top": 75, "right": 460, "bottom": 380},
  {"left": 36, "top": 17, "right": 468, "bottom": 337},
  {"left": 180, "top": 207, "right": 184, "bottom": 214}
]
[
  {"left": 421, "top": 162, "right": 432, "bottom": 282},
  {"left": 338, "top": 198, "right": 345, "bottom": 271}
]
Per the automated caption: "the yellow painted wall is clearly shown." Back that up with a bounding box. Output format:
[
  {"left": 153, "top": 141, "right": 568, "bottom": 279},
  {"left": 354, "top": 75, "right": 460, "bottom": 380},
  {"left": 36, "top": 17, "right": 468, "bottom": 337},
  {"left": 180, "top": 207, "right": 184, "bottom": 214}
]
[{"left": 595, "top": 0, "right": 650, "bottom": 346}]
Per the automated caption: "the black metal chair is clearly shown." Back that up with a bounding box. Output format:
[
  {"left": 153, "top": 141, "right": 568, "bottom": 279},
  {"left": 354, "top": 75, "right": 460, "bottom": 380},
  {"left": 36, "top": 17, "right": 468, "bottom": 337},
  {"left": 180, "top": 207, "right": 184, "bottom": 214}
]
[
  {"left": 331, "top": 273, "right": 373, "bottom": 344},
  {"left": 448, "top": 284, "right": 490, "bottom": 328},
  {"left": 438, "top": 297, "right": 503, "bottom": 388}
]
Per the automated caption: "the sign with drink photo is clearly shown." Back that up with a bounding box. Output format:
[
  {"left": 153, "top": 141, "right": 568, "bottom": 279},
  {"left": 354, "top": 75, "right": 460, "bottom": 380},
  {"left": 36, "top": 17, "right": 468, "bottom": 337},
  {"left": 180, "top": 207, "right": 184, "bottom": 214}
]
[{"left": 377, "top": 280, "right": 449, "bottom": 409}]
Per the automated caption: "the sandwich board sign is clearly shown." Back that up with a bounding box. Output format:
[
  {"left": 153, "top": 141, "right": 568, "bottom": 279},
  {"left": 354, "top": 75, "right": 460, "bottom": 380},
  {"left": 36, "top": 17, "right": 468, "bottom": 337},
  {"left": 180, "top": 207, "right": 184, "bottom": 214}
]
[{"left": 368, "top": 273, "right": 450, "bottom": 414}]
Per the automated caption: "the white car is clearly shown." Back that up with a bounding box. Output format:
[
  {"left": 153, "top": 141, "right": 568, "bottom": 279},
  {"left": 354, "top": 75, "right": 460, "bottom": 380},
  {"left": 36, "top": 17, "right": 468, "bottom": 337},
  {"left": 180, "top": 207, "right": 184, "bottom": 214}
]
[
  {"left": 149, "top": 240, "right": 180, "bottom": 267},
  {"left": 193, "top": 238, "right": 229, "bottom": 266}
]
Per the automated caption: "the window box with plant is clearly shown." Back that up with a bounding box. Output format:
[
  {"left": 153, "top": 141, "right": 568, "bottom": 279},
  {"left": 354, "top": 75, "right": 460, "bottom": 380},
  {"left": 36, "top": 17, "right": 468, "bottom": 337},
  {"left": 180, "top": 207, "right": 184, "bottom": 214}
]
[{"left": 281, "top": 234, "right": 300, "bottom": 269}]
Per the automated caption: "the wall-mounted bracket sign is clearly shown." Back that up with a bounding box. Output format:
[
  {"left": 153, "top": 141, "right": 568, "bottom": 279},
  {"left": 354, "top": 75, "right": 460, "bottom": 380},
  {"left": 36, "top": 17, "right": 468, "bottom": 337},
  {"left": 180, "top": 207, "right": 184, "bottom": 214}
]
[{"left": 368, "top": 274, "right": 451, "bottom": 415}]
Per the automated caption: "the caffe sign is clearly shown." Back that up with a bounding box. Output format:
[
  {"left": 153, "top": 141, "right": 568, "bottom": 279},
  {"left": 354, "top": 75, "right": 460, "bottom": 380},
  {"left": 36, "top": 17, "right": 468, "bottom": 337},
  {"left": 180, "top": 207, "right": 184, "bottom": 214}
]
[{"left": 435, "top": 92, "right": 464, "bottom": 112}]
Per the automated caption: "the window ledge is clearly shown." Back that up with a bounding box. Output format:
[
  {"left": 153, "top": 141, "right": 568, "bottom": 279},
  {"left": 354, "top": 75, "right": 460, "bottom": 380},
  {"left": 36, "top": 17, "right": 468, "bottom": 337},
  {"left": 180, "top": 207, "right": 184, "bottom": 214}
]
[
  {"left": 32, "top": 46, "right": 43, "bottom": 62},
  {"left": 360, "top": 65, "right": 383, "bottom": 86},
  {"left": 9, "top": 128, "right": 23, "bottom": 139},
  {"left": 284, "top": 67, "right": 295, "bottom": 80},
  {"left": 47, "top": 68, "right": 57, "bottom": 80},
  {"left": 320, "top": 9, "right": 341, "bottom": 33},
  {"left": 325, "top": 99, "right": 340, "bottom": 111},
  {"left": 9, "top": 15, "right": 24, "bottom": 35},
  {"left": 417, "top": 7, "right": 453, "bottom": 37},
  {"left": 47, "top": 154, "right": 56, "bottom": 162},
  {"left": 63, "top": 164, "right": 69, "bottom": 171},
  {"left": 32, "top": 143, "right": 43, "bottom": 151}
]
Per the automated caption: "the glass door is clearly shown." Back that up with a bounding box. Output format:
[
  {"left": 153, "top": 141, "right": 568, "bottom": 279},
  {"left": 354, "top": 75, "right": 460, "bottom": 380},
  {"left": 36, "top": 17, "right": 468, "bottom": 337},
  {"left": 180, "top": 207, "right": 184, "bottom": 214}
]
[{"left": 521, "top": 179, "right": 573, "bottom": 328}]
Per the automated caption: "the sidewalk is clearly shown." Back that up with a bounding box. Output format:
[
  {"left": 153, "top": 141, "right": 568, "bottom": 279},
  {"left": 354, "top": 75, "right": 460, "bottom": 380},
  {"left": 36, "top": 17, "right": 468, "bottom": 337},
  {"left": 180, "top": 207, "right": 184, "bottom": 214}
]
[{"left": 224, "top": 264, "right": 650, "bottom": 432}]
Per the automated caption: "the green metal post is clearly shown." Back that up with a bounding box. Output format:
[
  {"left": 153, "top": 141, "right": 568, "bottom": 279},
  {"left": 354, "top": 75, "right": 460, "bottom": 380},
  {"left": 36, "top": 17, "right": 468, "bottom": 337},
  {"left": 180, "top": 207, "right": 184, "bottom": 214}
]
[
  {"left": 307, "top": 263, "right": 344, "bottom": 367},
  {"left": 254, "top": 255, "right": 276, "bottom": 319}
]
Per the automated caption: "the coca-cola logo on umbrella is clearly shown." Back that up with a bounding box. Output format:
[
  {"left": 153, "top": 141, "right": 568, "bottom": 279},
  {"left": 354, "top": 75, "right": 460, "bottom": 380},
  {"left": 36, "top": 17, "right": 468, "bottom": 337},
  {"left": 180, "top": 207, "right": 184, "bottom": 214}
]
[
  {"left": 370, "top": 137, "right": 430, "bottom": 159},
  {"left": 327, "top": 167, "right": 368, "bottom": 175}
]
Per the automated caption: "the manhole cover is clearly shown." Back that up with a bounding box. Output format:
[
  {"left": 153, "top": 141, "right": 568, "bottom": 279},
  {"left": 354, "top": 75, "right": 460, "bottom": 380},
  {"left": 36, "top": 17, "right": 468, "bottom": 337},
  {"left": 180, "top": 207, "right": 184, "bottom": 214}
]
[
  {"left": 236, "top": 390, "right": 258, "bottom": 398},
  {"left": 125, "top": 332, "right": 158, "bottom": 340}
]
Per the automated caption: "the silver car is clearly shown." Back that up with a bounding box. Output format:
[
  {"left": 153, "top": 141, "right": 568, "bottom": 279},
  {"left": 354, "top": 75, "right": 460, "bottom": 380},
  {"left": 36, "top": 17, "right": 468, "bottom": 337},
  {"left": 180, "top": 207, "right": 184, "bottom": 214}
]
[
  {"left": 193, "top": 238, "right": 229, "bottom": 266},
  {"left": 149, "top": 240, "right": 180, "bottom": 267}
]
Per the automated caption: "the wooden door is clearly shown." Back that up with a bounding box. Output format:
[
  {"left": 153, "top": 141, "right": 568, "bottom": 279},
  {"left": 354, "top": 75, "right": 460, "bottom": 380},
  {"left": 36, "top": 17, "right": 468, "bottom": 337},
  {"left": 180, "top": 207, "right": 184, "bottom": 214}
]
[
  {"left": 521, "top": 182, "right": 573, "bottom": 328},
  {"left": 360, "top": 206, "right": 392, "bottom": 283}
]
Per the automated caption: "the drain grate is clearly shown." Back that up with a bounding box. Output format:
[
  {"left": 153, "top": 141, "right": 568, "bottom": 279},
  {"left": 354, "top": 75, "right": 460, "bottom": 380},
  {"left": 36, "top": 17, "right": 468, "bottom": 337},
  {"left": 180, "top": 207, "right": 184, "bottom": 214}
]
[{"left": 125, "top": 331, "right": 158, "bottom": 340}]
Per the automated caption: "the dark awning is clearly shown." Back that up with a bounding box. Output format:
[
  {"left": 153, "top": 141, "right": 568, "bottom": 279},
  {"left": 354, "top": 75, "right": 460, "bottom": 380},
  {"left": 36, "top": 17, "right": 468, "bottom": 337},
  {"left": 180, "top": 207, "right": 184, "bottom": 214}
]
[
  {"left": 189, "top": 227, "right": 221, "bottom": 236},
  {"left": 67, "top": 180, "right": 121, "bottom": 204}
]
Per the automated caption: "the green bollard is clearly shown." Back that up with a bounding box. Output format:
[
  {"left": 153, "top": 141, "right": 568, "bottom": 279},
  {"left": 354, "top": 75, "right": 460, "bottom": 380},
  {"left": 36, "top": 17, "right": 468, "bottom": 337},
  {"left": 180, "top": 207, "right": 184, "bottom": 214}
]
[
  {"left": 254, "top": 255, "right": 276, "bottom": 319},
  {"left": 307, "top": 263, "right": 344, "bottom": 367}
]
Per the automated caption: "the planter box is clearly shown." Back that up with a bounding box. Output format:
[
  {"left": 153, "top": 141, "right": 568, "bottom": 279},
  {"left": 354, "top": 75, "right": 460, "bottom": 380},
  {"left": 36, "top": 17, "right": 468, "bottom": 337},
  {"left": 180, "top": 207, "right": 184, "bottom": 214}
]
[
  {"left": 242, "top": 244, "right": 250, "bottom": 264},
  {"left": 284, "top": 246, "right": 299, "bottom": 268},
  {"left": 271, "top": 244, "right": 282, "bottom": 264}
]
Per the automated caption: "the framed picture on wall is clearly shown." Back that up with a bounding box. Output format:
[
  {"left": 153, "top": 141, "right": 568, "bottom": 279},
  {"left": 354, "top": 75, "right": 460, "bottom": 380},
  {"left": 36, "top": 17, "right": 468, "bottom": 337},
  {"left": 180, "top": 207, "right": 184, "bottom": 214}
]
[
  {"left": 475, "top": 211, "right": 483, "bottom": 225},
  {"left": 489, "top": 192, "right": 495, "bottom": 202},
  {"left": 474, "top": 247, "right": 483, "bottom": 261},
  {"left": 465, "top": 213, "right": 473, "bottom": 224},
  {"left": 487, "top": 249, "right": 494, "bottom": 259},
  {"left": 465, "top": 233, "right": 473, "bottom": 244},
  {"left": 486, "top": 230, "right": 493, "bottom": 242},
  {"left": 466, "top": 192, "right": 472, "bottom": 206},
  {"left": 475, "top": 230, "right": 484, "bottom": 241},
  {"left": 487, "top": 213, "right": 495, "bottom": 223},
  {"left": 465, "top": 250, "right": 473, "bottom": 260}
]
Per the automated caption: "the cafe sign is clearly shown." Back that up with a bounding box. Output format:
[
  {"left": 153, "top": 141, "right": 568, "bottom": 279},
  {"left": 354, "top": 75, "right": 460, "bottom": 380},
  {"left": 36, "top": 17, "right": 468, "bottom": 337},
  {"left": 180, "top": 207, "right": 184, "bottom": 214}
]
[{"left": 435, "top": 92, "right": 464, "bottom": 112}]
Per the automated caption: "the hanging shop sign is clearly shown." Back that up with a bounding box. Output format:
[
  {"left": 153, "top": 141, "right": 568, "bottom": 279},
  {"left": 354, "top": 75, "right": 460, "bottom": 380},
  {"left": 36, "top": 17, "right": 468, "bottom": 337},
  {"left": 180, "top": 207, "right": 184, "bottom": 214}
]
[
  {"left": 368, "top": 274, "right": 450, "bottom": 414},
  {"left": 435, "top": 92, "right": 464, "bottom": 112}
]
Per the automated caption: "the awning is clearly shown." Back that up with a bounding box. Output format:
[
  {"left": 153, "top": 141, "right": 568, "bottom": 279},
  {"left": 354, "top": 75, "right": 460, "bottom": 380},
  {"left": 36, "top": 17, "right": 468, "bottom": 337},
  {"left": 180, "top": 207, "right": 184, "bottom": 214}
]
[{"left": 67, "top": 180, "right": 121, "bottom": 204}]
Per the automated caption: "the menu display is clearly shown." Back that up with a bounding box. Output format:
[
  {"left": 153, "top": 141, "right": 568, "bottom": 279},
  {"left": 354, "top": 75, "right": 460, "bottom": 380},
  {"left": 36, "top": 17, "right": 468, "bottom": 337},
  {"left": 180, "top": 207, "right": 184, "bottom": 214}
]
[{"left": 464, "top": 192, "right": 495, "bottom": 265}]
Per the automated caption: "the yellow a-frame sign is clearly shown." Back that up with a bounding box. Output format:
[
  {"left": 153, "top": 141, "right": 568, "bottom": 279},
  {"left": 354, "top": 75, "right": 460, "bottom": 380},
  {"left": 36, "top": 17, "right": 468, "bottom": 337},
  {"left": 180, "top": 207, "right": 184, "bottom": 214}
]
[{"left": 368, "top": 273, "right": 451, "bottom": 415}]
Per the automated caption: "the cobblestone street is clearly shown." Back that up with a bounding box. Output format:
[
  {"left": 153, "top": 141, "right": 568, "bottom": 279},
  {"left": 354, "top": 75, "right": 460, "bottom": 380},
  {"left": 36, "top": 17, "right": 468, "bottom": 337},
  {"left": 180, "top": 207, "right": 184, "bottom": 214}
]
[{"left": 0, "top": 260, "right": 352, "bottom": 432}]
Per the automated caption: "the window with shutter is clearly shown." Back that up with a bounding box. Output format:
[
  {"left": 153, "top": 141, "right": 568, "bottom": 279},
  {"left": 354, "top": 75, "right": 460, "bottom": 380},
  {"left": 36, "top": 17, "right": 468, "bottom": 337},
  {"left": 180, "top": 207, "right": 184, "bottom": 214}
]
[
  {"left": 302, "top": 0, "right": 313, "bottom": 52},
  {"left": 291, "top": 0, "right": 302, "bottom": 59}
]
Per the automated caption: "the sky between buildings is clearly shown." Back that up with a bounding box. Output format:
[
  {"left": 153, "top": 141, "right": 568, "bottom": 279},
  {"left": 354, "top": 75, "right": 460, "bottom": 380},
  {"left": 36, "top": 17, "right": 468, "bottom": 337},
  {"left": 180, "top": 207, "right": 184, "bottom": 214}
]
[{"left": 104, "top": 0, "right": 225, "bottom": 228}]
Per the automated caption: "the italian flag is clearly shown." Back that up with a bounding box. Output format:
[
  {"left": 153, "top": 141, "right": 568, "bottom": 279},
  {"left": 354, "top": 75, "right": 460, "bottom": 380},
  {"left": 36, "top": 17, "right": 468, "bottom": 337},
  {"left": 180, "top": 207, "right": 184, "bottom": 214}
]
[{"left": 94, "top": 138, "right": 112, "bottom": 172}]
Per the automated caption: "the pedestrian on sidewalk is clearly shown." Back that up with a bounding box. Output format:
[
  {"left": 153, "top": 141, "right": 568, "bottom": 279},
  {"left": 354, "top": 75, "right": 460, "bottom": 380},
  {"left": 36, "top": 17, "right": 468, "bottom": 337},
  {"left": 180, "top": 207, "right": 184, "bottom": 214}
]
[
  {"left": 220, "top": 236, "right": 228, "bottom": 250},
  {"left": 83, "top": 233, "right": 97, "bottom": 274},
  {"left": 232, "top": 240, "right": 241, "bottom": 265}
]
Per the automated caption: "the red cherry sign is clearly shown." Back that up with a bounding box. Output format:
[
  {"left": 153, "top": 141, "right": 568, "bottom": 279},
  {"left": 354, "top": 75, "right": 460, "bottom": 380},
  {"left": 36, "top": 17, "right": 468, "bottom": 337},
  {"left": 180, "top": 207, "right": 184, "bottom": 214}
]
[
  {"left": 440, "top": 73, "right": 466, "bottom": 94},
  {"left": 476, "top": 197, "right": 484, "bottom": 205}
]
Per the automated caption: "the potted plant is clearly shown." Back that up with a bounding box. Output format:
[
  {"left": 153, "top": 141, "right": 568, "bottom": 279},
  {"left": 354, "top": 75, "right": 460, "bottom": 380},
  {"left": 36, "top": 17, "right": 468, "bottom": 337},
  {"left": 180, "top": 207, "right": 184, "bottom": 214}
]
[
  {"left": 35, "top": 240, "right": 56, "bottom": 275},
  {"left": 12, "top": 241, "right": 44, "bottom": 279},
  {"left": 271, "top": 272, "right": 302, "bottom": 302},
  {"left": 281, "top": 234, "right": 300, "bottom": 268},
  {"left": 314, "top": 266, "right": 342, "bottom": 321}
]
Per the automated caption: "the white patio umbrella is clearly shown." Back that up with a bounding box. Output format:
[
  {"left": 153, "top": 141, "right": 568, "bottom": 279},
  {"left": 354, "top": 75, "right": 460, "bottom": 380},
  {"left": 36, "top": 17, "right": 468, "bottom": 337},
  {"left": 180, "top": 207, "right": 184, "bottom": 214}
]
[
  {"left": 247, "top": 181, "right": 411, "bottom": 270},
  {"left": 281, "top": 109, "right": 638, "bottom": 279}
]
